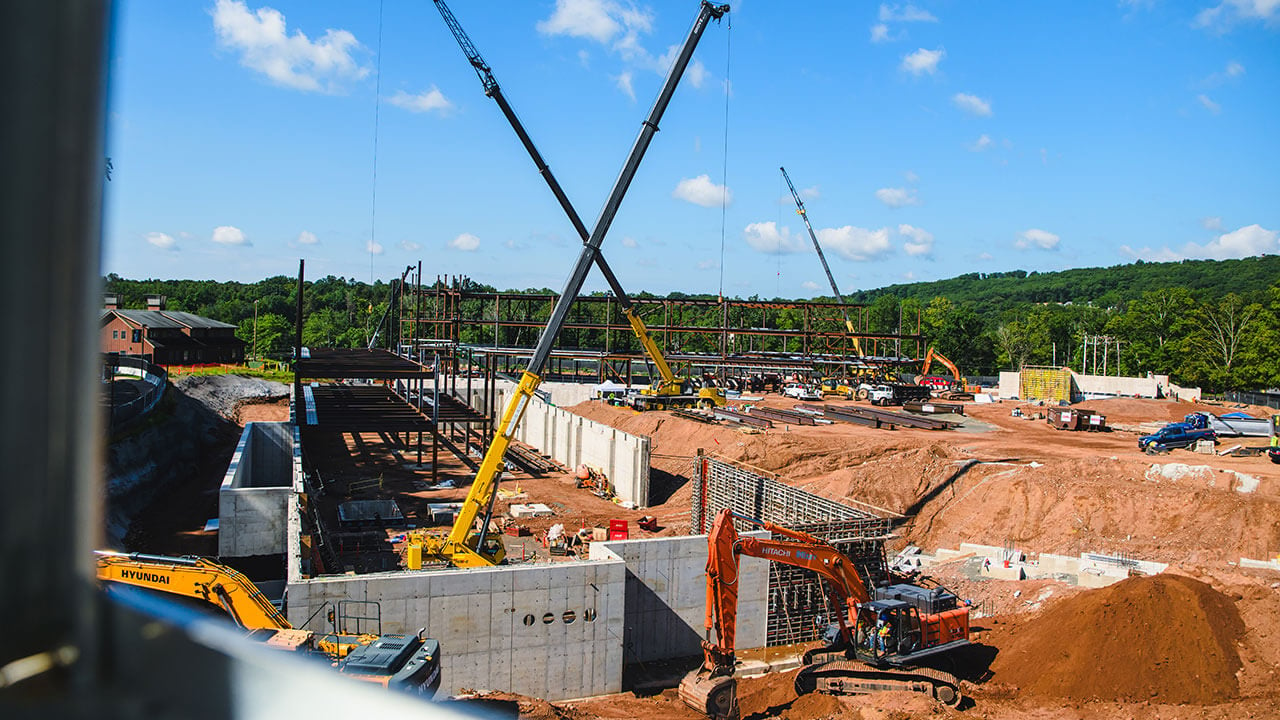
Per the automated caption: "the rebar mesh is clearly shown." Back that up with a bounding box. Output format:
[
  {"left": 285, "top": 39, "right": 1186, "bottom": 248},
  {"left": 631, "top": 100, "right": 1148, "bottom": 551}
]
[{"left": 691, "top": 454, "right": 892, "bottom": 646}]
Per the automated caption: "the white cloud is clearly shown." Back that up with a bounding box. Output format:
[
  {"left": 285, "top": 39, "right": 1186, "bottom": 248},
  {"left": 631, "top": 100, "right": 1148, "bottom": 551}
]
[
  {"left": 875, "top": 187, "right": 921, "bottom": 208},
  {"left": 146, "top": 232, "right": 177, "bottom": 250},
  {"left": 399, "top": 239, "right": 421, "bottom": 251},
  {"left": 212, "top": 225, "right": 249, "bottom": 246},
  {"left": 621, "top": 236, "right": 638, "bottom": 248},
  {"left": 879, "top": 3, "right": 939, "bottom": 22},
  {"left": 899, "top": 224, "right": 934, "bottom": 256},
  {"left": 388, "top": 86, "right": 453, "bottom": 115},
  {"left": 577, "top": 49, "right": 591, "bottom": 67},
  {"left": 1124, "top": 223, "right": 1278, "bottom": 261},
  {"left": 743, "top": 221, "right": 803, "bottom": 254},
  {"left": 536, "top": 0, "right": 624, "bottom": 42},
  {"left": 969, "top": 134, "right": 993, "bottom": 151},
  {"left": 1226, "top": 60, "right": 1246, "bottom": 77},
  {"left": 802, "top": 280, "right": 821, "bottom": 291},
  {"left": 801, "top": 186, "right": 820, "bottom": 200},
  {"left": 1202, "top": 216, "right": 1224, "bottom": 230},
  {"left": 296, "top": 230, "right": 318, "bottom": 245},
  {"left": 818, "top": 226, "right": 893, "bottom": 261},
  {"left": 901, "top": 271, "right": 917, "bottom": 280},
  {"left": 904, "top": 170, "right": 919, "bottom": 183},
  {"left": 211, "top": 0, "right": 369, "bottom": 93},
  {"left": 977, "top": 251, "right": 994, "bottom": 261},
  {"left": 902, "top": 47, "right": 945, "bottom": 75},
  {"left": 1016, "top": 228, "right": 1060, "bottom": 250},
  {"left": 1194, "top": 0, "right": 1280, "bottom": 31},
  {"left": 870, "top": 23, "right": 891, "bottom": 42},
  {"left": 696, "top": 259, "right": 719, "bottom": 270},
  {"left": 952, "top": 92, "right": 993, "bottom": 116},
  {"left": 687, "top": 59, "right": 708, "bottom": 89},
  {"left": 1040, "top": 147, "right": 1048, "bottom": 165},
  {"left": 1197, "top": 93, "right": 1221, "bottom": 114},
  {"left": 673, "top": 174, "right": 733, "bottom": 208},
  {"left": 616, "top": 71, "right": 636, "bottom": 101},
  {"left": 449, "top": 233, "right": 481, "bottom": 251},
  {"left": 366, "top": 239, "right": 384, "bottom": 255}
]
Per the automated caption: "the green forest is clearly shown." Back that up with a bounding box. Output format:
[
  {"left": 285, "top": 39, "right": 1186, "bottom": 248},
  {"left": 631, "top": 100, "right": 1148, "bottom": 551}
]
[{"left": 105, "top": 254, "right": 1280, "bottom": 392}]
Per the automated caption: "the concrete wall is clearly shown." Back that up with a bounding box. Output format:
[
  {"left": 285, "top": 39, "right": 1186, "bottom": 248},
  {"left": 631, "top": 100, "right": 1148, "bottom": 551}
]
[
  {"left": 219, "top": 422, "right": 295, "bottom": 557},
  {"left": 287, "top": 559, "right": 627, "bottom": 701},
  {"left": 997, "top": 370, "right": 1201, "bottom": 403},
  {"left": 462, "top": 382, "right": 652, "bottom": 508},
  {"left": 590, "top": 532, "right": 770, "bottom": 664}
]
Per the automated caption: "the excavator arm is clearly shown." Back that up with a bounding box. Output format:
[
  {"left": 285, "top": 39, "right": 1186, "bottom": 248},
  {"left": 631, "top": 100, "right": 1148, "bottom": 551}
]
[
  {"left": 95, "top": 551, "right": 290, "bottom": 630},
  {"left": 921, "top": 347, "right": 963, "bottom": 386},
  {"left": 682, "top": 510, "right": 872, "bottom": 719}
]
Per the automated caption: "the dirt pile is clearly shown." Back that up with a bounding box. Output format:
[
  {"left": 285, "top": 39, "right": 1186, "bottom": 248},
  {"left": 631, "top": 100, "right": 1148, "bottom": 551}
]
[
  {"left": 990, "top": 574, "right": 1246, "bottom": 704},
  {"left": 175, "top": 374, "right": 288, "bottom": 420}
]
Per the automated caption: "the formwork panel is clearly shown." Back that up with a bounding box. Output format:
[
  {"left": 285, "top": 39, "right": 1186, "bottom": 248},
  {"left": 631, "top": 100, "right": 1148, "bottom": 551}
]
[{"left": 691, "top": 454, "right": 892, "bottom": 646}]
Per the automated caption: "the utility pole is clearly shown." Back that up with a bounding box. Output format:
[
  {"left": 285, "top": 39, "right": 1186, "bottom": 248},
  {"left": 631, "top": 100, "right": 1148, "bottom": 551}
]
[{"left": 252, "top": 298, "right": 259, "bottom": 364}]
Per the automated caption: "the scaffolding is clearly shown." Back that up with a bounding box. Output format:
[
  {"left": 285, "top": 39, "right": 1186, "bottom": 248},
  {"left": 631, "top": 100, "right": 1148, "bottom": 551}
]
[{"left": 691, "top": 453, "right": 893, "bottom": 646}]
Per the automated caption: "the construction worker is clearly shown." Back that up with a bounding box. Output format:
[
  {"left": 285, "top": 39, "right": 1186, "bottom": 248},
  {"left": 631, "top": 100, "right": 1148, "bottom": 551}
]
[{"left": 875, "top": 612, "right": 893, "bottom": 656}]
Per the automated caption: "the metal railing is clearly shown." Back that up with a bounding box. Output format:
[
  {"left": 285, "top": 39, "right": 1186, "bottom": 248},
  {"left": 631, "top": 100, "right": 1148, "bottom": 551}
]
[
  {"left": 103, "top": 353, "right": 167, "bottom": 429},
  {"left": 1223, "top": 390, "right": 1280, "bottom": 411}
]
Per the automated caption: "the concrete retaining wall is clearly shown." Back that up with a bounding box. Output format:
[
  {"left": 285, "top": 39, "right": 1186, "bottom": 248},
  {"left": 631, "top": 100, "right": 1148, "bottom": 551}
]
[
  {"left": 463, "top": 382, "right": 651, "bottom": 507},
  {"left": 997, "top": 370, "right": 1201, "bottom": 403},
  {"left": 219, "top": 422, "right": 295, "bottom": 557},
  {"left": 287, "top": 559, "right": 627, "bottom": 700},
  {"left": 590, "top": 532, "right": 769, "bottom": 664}
]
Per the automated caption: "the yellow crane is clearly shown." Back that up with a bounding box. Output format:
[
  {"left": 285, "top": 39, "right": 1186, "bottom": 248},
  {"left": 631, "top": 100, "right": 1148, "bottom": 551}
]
[{"left": 419, "top": 1, "right": 731, "bottom": 568}]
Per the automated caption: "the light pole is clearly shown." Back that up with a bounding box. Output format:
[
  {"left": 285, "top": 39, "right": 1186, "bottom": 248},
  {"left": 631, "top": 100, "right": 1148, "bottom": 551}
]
[{"left": 252, "top": 299, "right": 259, "bottom": 364}]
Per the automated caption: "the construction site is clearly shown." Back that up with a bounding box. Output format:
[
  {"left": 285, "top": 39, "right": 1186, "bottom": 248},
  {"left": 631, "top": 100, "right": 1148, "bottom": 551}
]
[{"left": 79, "top": 3, "right": 1280, "bottom": 720}]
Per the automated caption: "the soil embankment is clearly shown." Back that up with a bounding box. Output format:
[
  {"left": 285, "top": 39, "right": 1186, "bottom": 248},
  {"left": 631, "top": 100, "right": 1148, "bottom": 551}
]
[{"left": 105, "top": 374, "right": 287, "bottom": 553}]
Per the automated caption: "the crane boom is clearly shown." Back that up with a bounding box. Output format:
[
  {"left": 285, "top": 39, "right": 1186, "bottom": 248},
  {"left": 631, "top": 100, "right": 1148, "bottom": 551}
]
[
  {"left": 780, "top": 166, "right": 864, "bottom": 357},
  {"left": 425, "top": 1, "right": 731, "bottom": 567},
  {"left": 432, "top": 0, "right": 709, "bottom": 402}
]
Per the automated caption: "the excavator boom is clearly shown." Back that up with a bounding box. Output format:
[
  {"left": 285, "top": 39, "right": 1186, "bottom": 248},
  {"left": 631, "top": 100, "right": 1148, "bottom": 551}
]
[{"left": 680, "top": 510, "right": 969, "bottom": 718}]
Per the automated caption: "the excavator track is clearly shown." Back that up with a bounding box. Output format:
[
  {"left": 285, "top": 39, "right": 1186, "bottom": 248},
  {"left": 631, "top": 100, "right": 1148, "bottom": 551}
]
[{"left": 794, "top": 661, "right": 962, "bottom": 707}]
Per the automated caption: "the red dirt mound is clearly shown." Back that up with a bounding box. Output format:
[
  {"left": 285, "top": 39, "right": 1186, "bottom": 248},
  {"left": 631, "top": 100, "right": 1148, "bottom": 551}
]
[{"left": 990, "top": 574, "right": 1245, "bottom": 704}]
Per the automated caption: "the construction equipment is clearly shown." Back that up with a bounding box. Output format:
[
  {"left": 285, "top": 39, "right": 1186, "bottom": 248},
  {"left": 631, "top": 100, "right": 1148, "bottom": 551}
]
[
  {"left": 433, "top": 0, "right": 725, "bottom": 413},
  {"left": 422, "top": 0, "right": 729, "bottom": 568},
  {"left": 919, "top": 348, "right": 976, "bottom": 396},
  {"left": 780, "top": 166, "right": 864, "bottom": 359},
  {"left": 679, "top": 510, "right": 969, "bottom": 719},
  {"left": 95, "top": 551, "right": 441, "bottom": 694}
]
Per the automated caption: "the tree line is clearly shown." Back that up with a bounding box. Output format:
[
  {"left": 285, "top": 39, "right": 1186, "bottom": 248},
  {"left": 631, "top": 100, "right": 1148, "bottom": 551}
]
[{"left": 105, "top": 254, "right": 1280, "bottom": 392}]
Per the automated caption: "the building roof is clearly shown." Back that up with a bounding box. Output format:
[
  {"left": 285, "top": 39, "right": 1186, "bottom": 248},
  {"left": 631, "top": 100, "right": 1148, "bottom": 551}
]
[
  {"left": 109, "top": 309, "right": 186, "bottom": 329},
  {"left": 159, "top": 311, "right": 238, "bottom": 330}
]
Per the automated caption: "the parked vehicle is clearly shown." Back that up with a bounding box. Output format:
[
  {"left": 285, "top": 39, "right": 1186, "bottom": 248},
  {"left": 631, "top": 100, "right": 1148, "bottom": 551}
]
[
  {"left": 783, "top": 383, "right": 822, "bottom": 401},
  {"left": 1137, "top": 423, "right": 1217, "bottom": 451},
  {"left": 916, "top": 376, "right": 952, "bottom": 391}
]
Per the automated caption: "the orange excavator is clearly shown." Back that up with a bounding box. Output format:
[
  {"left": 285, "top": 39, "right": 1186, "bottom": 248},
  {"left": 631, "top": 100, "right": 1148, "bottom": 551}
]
[
  {"left": 678, "top": 510, "right": 971, "bottom": 719},
  {"left": 919, "top": 347, "right": 976, "bottom": 397}
]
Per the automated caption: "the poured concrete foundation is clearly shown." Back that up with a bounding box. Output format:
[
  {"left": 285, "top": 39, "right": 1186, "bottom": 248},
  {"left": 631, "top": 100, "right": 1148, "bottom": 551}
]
[{"left": 218, "top": 421, "right": 295, "bottom": 557}]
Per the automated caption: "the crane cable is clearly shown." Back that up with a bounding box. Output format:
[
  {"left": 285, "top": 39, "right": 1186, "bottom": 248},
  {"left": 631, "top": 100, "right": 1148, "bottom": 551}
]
[
  {"left": 368, "top": 0, "right": 386, "bottom": 288},
  {"left": 716, "top": 14, "right": 732, "bottom": 302}
]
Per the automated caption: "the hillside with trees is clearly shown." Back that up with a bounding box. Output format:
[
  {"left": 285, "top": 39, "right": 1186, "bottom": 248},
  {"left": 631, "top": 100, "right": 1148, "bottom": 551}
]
[{"left": 104, "top": 255, "right": 1280, "bottom": 392}]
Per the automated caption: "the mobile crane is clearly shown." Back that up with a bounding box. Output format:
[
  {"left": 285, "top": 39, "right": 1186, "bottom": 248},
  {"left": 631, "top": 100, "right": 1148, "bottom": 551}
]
[
  {"left": 96, "top": 551, "right": 441, "bottom": 694},
  {"left": 678, "top": 510, "right": 970, "bottom": 719},
  {"left": 433, "top": 0, "right": 725, "bottom": 413},
  {"left": 418, "top": 1, "right": 730, "bottom": 568}
]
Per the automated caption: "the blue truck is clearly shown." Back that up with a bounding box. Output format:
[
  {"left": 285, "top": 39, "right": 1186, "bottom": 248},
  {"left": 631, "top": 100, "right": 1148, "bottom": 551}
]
[{"left": 1137, "top": 422, "right": 1217, "bottom": 452}]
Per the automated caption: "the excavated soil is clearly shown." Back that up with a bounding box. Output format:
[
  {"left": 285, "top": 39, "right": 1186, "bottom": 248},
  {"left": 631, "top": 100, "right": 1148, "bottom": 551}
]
[{"left": 988, "top": 574, "right": 1246, "bottom": 704}]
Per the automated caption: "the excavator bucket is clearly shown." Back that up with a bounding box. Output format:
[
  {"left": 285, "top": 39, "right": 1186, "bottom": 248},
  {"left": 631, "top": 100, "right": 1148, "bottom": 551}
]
[{"left": 678, "top": 671, "right": 738, "bottom": 720}]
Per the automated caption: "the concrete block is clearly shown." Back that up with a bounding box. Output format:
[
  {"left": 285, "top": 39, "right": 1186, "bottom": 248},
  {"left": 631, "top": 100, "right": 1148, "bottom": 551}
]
[
  {"left": 981, "top": 563, "right": 1025, "bottom": 581},
  {"left": 1077, "top": 570, "right": 1124, "bottom": 588}
]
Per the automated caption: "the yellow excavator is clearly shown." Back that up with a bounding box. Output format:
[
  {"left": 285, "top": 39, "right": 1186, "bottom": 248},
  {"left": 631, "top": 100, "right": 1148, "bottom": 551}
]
[
  {"left": 416, "top": 1, "right": 730, "bottom": 568},
  {"left": 96, "top": 551, "right": 441, "bottom": 694}
]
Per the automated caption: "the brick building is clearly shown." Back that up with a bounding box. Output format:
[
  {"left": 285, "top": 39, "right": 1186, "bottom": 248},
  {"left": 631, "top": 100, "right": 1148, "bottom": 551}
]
[{"left": 101, "top": 293, "right": 245, "bottom": 365}]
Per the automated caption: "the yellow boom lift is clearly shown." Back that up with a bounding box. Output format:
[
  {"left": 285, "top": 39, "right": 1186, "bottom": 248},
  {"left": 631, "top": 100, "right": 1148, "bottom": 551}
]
[
  {"left": 420, "top": 1, "right": 731, "bottom": 568},
  {"left": 95, "top": 551, "right": 441, "bottom": 694}
]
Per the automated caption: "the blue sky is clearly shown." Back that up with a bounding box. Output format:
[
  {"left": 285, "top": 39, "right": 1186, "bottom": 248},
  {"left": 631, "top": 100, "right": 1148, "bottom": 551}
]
[{"left": 104, "top": 1, "right": 1280, "bottom": 298}]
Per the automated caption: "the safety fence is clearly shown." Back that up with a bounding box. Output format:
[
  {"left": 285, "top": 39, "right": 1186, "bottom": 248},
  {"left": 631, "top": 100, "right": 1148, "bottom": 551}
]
[
  {"left": 104, "top": 353, "right": 167, "bottom": 430},
  {"left": 691, "top": 452, "right": 894, "bottom": 646},
  {"left": 1223, "top": 390, "right": 1280, "bottom": 411}
]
